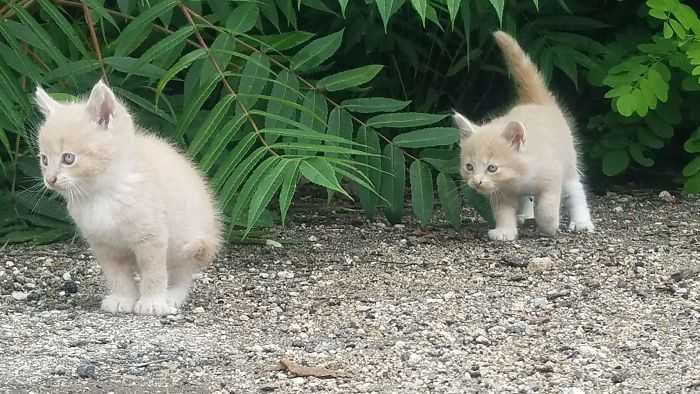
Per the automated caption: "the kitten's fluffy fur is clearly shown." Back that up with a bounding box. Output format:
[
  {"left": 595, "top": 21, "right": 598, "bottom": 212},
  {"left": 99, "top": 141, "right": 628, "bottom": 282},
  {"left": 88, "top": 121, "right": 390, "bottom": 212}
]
[
  {"left": 35, "top": 81, "right": 222, "bottom": 315},
  {"left": 453, "top": 31, "right": 594, "bottom": 241}
]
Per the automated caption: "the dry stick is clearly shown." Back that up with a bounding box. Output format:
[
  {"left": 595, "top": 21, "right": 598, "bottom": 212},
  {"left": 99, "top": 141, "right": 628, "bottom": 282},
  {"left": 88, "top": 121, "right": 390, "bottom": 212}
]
[
  {"left": 184, "top": 8, "right": 421, "bottom": 162},
  {"left": 0, "top": 0, "right": 33, "bottom": 19},
  {"left": 82, "top": 3, "right": 108, "bottom": 83},
  {"left": 179, "top": 4, "right": 276, "bottom": 155}
]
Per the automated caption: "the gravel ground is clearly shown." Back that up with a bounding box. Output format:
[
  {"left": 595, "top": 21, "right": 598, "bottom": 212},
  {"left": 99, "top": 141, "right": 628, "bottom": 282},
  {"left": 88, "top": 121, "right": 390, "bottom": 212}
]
[{"left": 1, "top": 191, "right": 699, "bottom": 393}]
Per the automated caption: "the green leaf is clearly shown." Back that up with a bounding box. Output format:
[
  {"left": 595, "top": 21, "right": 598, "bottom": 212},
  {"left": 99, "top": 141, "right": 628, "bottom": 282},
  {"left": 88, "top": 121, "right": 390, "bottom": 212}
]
[
  {"left": 298, "top": 90, "right": 328, "bottom": 150},
  {"left": 104, "top": 57, "right": 166, "bottom": 79},
  {"left": 602, "top": 149, "right": 630, "bottom": 176},
  {"left": 644, "top": 113, "right": 673, "bottom": 139},
  {"left": 338, "top": 0, "right": 349, "bottom": 17},
  {"left": 130, "top": 26, "right": 194, "bottom": 78},
  {"left": 317, "top": 65, "right": 384, "bottom": 92},
  {"left": 114, "top": 0, "right": 177, "bottom": 56},
  {"left": 199, "top": 114, "right": 247, "bottom": 173},
  {"left": 270, "top": 142, "right": 372, "bottom": 156},
  {"left": 532, "top": 0, "right": 540, "bottom": 11},
  {"left": 230, "top": 156, "right": 279, "bottom": 224},
  {"left": 615, "top": 94, "right": 636, "bottom": 117},
  {"left": 227, "top": 4, "right": 260, "bottom": 34},
  {"left": 247, "top": 159, "right": 291, "bottom": 234},
  {"left": 300, "top": 157, "right": 347, "bottom": 195},
  {"left": 291, "top": 29, "right": 344, "bottom": 72},
  {"left": 684, "top": 173, "right": 700, "bottom": 193},
  {"left": 367, "top": 112, "right": 448, "bottom": 128},
  {"left": 37, "top": 0, "right": 89, "bottom": 57},
  {"left": 463, "top": 187, "right": 494, "bottom": 225},
  {"left": 326, "top": 108, "right": 354, "bottom": 158},
  {"left": 279, "top": 160, "right": 301, "bottom": 225},
  {"left": 265, "top": 70, "right": 300, "bottom": 144},
  {"left": 187, "top": 94, "right": 236, "bottom": 158},
  {"left": 9, "top": 5, "right": 68, "bottom": 65},
  {"left": 175, "top": 74, "right": 222, "bottom": 139},
  {"left": 375, "top": 0, "right": 397, "bottom": 32},
  {"left": 341, "top": 97, "right": 411, "bottom": 113},
  {"left": 647, "top": 68, "right": 669, "bottom": 102},
  {"left": 277, "top": 0, "right": 298, "bottom": 29},
  {"left": 156, "top": 48, "right": 207, "bottom": 100},
  {"left": 437, "top": 173, "right": 461, "bottom": 229},
  {"left": 488, "top": 0, "right": 505, "bottom": 25},
  {"left": 43, "top": 59, "right": 101, "bottom": 83},
  {"left": 685, "top": 137, "right": 700, "bottom": 153},
  {"left": 638, "top": 128, "right": 664, "bottom": 149},
  {"left": 212, "top": 133, "right": 258, "bottom": 191},
  {"left": 445, "top": 0, "right": 462, "bottom": 29},
  {"left": 261, "top": 128, "right": 359, "bottom": 146},
  {"left": 355, "top": 126, "right": 383, "bottom": 218},
  {"left": 393, "top": 127, "right": 459, "bottom": 148},
  {"left": 682, "top": 156, "right": 700, "bottom": 177},
  {"left": 82, "top": 0, "right": 120, "bottom": 28},
  {"left": 253, "top": 31, "right": 314, "bottom": 51},
  {"left": 410, "top": 0, "right": 428, "bottom": 27},
  {"left": 200, "top": 33, "right": 236, "bottom": 87},
  {"left": 409, "top": 160, "right": 434, "bottom": 225},
  {"left": 381, "top": 144, "right": 406, "bottom": 223},
  {"left": 628, "top": 143, "right": 654, "bottom": 167},
  {"left": 237, "top": 53, "right": 271, "bottom": 110}
]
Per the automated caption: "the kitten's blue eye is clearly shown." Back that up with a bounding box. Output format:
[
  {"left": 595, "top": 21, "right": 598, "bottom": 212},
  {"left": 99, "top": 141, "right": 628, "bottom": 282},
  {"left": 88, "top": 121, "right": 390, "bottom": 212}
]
[
  {"left": 466, "top": 163, "right": 474, "bottom": 171},
  {"left": 62, "top": 152, "right": 76, "bottom": 166},
  {"left": 40, "top": 154, "right": 48, "bottom": 166},
  {"left": 487, "top": 164, "right": 498, "bottom": 173}
]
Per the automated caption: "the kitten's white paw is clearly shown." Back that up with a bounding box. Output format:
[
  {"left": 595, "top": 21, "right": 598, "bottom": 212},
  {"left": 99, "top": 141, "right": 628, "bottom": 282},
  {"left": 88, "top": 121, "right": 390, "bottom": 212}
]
[
  {"left": 167, "top": 287, "right": 190, "bottom": 308},
  {"left": 488, "top": 228, "right": 518, "bottom": 241},
  {"left": 134, "top": 296, "right": 176, "bottom": 316},
  {"left": 101, "top": 295, "right": 137, "bottom": 314},
  {"left": 568, "top": 219, "right": 594, "bottom": 232}
]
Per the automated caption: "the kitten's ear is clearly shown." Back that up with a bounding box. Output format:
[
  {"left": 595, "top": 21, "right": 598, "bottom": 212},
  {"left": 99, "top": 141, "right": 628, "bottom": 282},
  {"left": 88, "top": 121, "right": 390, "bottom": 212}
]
[
  {"left": 452, "top": 111, "right": 477, "bottom": 139},
  {"left": 86, "top": 80, "right": 120, "bottom": 129},
  {"left": 502, "top": 121, "right": 526, "bottom": 151},
  {"left": 35, "top": 86, "right": 58, "bottom": 116}
]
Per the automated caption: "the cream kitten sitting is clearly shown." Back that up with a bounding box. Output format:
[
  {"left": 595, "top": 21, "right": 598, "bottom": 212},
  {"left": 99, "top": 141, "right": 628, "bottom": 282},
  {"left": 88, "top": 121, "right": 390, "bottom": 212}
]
[
  {"left": 35, "top": 80, "right": 222, "bottom": 315},
  {"left": 453, "top": 31, "right": 594, "bottom": 241}
]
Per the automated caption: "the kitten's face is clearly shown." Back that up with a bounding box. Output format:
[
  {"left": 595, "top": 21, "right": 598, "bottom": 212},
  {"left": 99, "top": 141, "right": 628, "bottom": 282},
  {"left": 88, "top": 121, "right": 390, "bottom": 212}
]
[
  {"left": 460, "top": 134, "right": 523, "bottom": 194},
  {"left": 35, "top": 81, "right": 131, "bottom": 198},
  {"left": 454, "top": 113, "right": 526, "bottom": 195}
]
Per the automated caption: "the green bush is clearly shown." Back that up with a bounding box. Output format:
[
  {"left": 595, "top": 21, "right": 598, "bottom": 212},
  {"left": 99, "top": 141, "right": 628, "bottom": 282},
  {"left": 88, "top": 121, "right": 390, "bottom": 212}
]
[{"left": 0, "top": 0, "right": 697, "bottom": 244}]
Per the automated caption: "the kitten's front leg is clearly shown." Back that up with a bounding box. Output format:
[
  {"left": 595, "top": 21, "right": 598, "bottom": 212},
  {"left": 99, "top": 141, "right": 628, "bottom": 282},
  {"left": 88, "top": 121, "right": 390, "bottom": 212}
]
[
  {"left": 517, "top": 195, "right": 535, "bottom": 224},
  {"left": 93, "top": 246, "right": 139, "bottom": 314},
  {"left": 133, "top": 238, "right": 175, "bottom": 316},
  {"left": 488, "top": 193, "right": 519, "bottom": 241},
  {"left": 535, "top": 187, "right": 562, "bottom": 236}
]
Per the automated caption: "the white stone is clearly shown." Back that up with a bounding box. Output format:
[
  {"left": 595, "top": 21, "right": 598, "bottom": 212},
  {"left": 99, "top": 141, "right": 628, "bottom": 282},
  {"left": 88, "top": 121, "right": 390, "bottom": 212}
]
[
  {"left": 193, "top": 306, "right": 205, "bottom": 314},
  {"left": 265, "top": 239, "right": 283, "bottom": 248},
  {"left": 11, "top": 291, "right": 27, "bottom": 301},
  {"left": 290, "top": 377, "right": 305, "bottom": 385},
  {"left": 528, "top": 257, "right": 554, "bottom": 273},
  {"left": 62, "top": 272, "right": 72, "bottom": 281},
  {"left": 308, "top": 235, "right": 318, "bottom": 242}
]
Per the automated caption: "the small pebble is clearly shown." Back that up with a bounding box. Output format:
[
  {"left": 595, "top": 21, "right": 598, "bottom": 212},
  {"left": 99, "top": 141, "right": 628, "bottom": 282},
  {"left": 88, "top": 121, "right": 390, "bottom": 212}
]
[
  {"left": 613, "top": 206, "right": 623, "bottom": 213},
  {"left": 528, "top": 257, "right": 554, "bottom": 273},
  {"left": 62, "top": 272, "right": 72, "bottom": 281},
  {"left": 658, "top": 190, "right": 675, "bottom": 203},
  {"left": 277, "top": 271, "right": 294, "bottom": 280},
  {"left": 63, "top": 280, "right": 79, "bottom": 294},
  {"left": 193, "top": 306, "right": 205, "bottom": 314},
  {"left": 11, "top": 291, "right": 28, "bottom": 301},
  {"left": 308, "top": 235, "right": 318, "bottom": 242},
  {"left": 290, "top": 377, "right": 305, "bottom": 385},
  {"left": 76, "top": 362, "right": 96, "bottom": 379}
]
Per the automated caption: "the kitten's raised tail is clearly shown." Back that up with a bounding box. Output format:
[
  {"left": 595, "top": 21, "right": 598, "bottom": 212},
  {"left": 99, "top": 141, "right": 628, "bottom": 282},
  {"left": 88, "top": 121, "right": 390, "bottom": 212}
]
[{"left": 493, "top": 31, "right": 555, "bottom": 105}]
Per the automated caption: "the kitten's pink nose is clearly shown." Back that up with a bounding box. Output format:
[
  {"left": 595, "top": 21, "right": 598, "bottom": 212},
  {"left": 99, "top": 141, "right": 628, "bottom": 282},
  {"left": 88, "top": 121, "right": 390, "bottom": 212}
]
[{"left": 47, "top": 176, "right": 57, "bottom": 185}]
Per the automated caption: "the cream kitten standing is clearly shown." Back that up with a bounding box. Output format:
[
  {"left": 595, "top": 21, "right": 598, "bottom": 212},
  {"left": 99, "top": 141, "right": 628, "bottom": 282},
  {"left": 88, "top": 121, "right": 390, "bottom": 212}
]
[
  {"left": 453, "top": 31, "right": 594, "bottom": 241},
  {"left": 35, "top": 80, "right": 222, "bottom": 315}
]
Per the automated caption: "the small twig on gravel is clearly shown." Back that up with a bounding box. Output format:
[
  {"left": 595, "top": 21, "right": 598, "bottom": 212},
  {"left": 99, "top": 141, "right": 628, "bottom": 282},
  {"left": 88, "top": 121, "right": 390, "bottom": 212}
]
[
  {"left": 129, "top": 357, "right": 175, "bottom": 369},
  {"left": 269, "top": 358, "right": 351, "bottom": 379}
]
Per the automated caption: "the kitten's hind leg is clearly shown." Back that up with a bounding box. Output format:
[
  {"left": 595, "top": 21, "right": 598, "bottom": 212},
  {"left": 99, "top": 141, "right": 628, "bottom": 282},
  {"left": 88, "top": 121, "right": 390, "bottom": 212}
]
[
  {"left": 133, "top": 238, "right": 175, "bottom": 316},
  {"left": 167, "top": 263, "right": 194, "bottom": 309},
  {"left": 517, "top": 195, "right": 534, "bottom": 225},
  {"left": 488, "top": 193, "right": 519, "bottom": 241},
  {"left": 94, "top": 246, "right": 139, "bottom": 314},
  {"left": 563, "top": 179, "right": 594, "bottom": 232},
  {"left": 535, "top": 187, "right": 561, "bottom": 236}
]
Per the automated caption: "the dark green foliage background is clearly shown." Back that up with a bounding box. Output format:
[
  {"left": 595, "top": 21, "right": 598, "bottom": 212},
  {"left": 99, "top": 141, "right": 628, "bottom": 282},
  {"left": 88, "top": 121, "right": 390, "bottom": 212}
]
[{"left": 0, "top": 0, "right": 698, "bottom": 244}]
